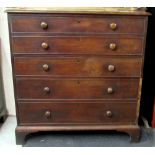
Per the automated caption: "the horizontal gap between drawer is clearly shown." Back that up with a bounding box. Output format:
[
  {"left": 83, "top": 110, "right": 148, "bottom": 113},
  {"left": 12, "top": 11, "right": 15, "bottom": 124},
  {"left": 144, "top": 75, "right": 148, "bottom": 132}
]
[
  {"left": 18, "top": 122, "right": 136, "bottom": 126},
  {"left": 15, "top": 75, "right": 142, "bottom": 78},
  {"left": 12, "top": 54, "right": 144, "bottom": 57},
  {"left": 17, "top": 100, "right": 137, "bottom": 104},
  {"left": 17, "top": 99, "right": 138, "bottom": 102},
  {"left": 11, "top": 32, "right": 145, "bottom": 36},
  {"left": 14, "top": 77, "right": 141, "bottom": 79},
  {"left": 12, "top": 53, "right": 144, "bottom": 57}
]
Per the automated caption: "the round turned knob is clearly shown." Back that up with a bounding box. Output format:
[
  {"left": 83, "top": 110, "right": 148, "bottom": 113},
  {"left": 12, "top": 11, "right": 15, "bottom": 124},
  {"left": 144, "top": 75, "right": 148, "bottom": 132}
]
[
  {"left": 41, "top": 42, "right": 49, "bottom": 49},
  {"left": 77, "top": 20, "right": 81, "bottom": 23},
  {"left": 44, "top": 110, "right": 51, "bottom": 119},
  {"left": 109, "top": 43, "right": 117, "bottom": 50},
  {"left": 106, "top": 110, "right": 113, "bottom": 117},
  {"left": 43, "top": 64, "right": 49, "bottom": 71},
  {"left": 110, "top": 23, "right": 117, "bottom": 30},
  {"left": 107, "top": 87, "right": 114, "bottom": 94},
  {"left": 108, "top": 65, "right": 115, "bottom": 72},
  {"left": 43, "top": 87, "right": 50, "bottom": 93},
  {"left": 40, "top": 22, "right": 48, "bottom": 29}
]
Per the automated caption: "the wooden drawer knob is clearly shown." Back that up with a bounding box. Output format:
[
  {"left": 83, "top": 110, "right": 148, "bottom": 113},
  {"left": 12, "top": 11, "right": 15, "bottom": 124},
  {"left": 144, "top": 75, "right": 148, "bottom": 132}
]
[
  {"left": 41, "top": 22, "right": 48, "bottom": 29},
  {"left": 107, "top": 87, "right": 114, "bottom": 94},
  {"left": 109, "top": 43, "right": 117, "bottom": 50},
  {"left": 106, "top": 110, "right": 113, "bottom": 117},
  {"left": 108, "top": 65, "right": 115, "bottom": 72},
  {"left": 43, "top": 64, "right": 49, "bottom": 71},
  {"left": 44, "top": 110, "right": 51, "bottom": 119},
  {"left": 110, "top": 23, "right": 117, "bottom": 30},
  {"left": 77, "top": 20, "right": 81, "bottom": 23},
  {"left": 43, "top": 87, "right": 50, "bottom": 93},
  {"left": 41, "top": 42, "right": 49, "bottom": 49}
]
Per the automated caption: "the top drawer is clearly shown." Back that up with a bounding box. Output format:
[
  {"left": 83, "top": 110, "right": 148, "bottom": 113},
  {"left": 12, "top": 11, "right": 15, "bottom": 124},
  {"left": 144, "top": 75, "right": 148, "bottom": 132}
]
[{"left": 9, "top": 14, "right": 146, "bottom": 34}]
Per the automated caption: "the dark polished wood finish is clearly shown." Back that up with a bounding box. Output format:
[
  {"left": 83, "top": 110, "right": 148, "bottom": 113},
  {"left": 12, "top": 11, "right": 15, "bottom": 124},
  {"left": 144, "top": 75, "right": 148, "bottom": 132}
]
[
  {"left": 16, "top": 78, "right": 139, "bottom": 100},
  {"left": 8, "top": 11, "right": 149, "bottom": 145},
  {"left": 10, "top": 15, "right": 145, "bottom": 34},
  {"left": 18, "top": 102, "right": 137, "bottom": 125},
  {"left": 14, "top": 57, "right": 142, "bottom": 77},
  {"left": 11, "top": 36, "right": 144, "bottom": 55}
]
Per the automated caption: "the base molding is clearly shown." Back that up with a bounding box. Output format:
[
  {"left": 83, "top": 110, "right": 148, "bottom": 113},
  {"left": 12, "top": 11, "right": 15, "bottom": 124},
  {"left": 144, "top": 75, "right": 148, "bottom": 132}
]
[{"left": 15, "top": 124, "right": 140, "bottom": 145}]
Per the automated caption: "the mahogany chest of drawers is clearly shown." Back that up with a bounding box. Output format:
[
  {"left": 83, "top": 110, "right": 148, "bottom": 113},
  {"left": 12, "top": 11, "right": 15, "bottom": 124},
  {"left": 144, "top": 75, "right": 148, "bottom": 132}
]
[{"left": 7, "top": 8, "right": 150, "bottom": 144}]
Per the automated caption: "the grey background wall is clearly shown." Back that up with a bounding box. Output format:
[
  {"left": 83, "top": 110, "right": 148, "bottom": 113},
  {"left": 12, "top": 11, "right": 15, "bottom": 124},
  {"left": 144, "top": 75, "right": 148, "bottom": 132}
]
[{"left": 0, "top": 8, "right": 15, "bottom": 116}]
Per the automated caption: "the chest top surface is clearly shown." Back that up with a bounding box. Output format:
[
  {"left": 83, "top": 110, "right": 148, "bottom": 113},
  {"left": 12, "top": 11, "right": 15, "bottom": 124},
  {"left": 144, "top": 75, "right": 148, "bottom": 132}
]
[{"left": 5, "top": 7, "right": 150, "bottom": 15}]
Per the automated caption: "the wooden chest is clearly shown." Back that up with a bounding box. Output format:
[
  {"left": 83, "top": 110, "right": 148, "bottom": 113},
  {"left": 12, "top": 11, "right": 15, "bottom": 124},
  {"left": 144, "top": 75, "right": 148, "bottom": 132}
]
[{"left": 7, "top": 8, "right": 150, "bottom": 144}]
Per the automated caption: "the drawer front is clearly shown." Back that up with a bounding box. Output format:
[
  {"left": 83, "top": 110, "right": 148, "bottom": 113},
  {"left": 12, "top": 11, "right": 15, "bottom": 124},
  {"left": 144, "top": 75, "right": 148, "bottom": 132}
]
[
  {"left": 14, "top": 57, "right": 142, "bottom": 77},
  {"left": 16, "top": 78, "right": 139, "bottom": 100},
  {"left": 10, "top": 15, "right": 145, "bottom": 34},
  {"left": 18, "top": 102, "right": 137, "bottom": 125},
  {"left": 11, "top": 36, "right": 143, "bottom": 55}
]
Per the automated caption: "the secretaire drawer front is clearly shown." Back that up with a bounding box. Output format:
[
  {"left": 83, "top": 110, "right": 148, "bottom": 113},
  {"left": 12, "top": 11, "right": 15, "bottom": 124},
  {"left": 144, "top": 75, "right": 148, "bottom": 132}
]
[
  {"left": 16, "top": 78, "right": 139, "bottom": 100},
  {"left": 10, "top": 15, "right": 145, "bottom": 34},
  {"left": 11, "top": 36, "right": 143, "bottom": 55},
  {"left": 18, "top": 102, "right": 137, "bottom": 125},
  {"left": 14, "top": 57, "right": 142, "bottom": 77}
]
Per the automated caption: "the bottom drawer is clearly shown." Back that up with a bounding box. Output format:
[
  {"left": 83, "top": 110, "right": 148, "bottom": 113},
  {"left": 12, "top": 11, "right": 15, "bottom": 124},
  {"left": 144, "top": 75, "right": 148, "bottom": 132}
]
[{"left": 17, "top": 102, "right": 137, "bottom": 125}]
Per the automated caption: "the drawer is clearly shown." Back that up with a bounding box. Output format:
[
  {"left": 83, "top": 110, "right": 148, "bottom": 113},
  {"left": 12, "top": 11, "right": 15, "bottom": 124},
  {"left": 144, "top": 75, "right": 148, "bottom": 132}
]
[
  {"left": 14, "top": 57, "right": 142, "bottom": 77},
  {"left": 10, "top": 15, "right": 145, "bottom": 34},
  {"left": 11, "top": 36, "right": 143, "bottom": 55},
  {"left": 17, "top": 101, "right": 137, "bottom": 125},
  {"left": 16, "top": 78, "right": 139, "bottom": 100}
]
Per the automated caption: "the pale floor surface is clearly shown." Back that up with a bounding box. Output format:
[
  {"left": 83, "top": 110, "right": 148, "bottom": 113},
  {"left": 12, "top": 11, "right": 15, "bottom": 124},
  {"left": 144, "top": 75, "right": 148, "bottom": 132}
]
[
  {"left": 0, "top": 116, "right": 154, "bottom": 147},
  {"left": 0, "top": 116, "right": 21, "bottom": 147}
]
